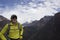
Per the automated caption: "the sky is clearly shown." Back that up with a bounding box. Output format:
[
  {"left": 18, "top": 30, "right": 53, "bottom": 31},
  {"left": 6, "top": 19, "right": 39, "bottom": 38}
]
[{"left": 0, "top": 0, "right": 60, "bottom": 24}]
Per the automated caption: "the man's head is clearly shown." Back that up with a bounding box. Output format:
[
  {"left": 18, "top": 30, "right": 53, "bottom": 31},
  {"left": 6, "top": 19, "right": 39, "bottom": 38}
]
[{"left": 11, "top": 15, "right": 17, "bottom": 23}]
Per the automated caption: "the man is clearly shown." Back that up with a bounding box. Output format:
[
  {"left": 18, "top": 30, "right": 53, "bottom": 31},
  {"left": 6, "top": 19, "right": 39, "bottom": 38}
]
[{"left": 1, "top": 15, "right": 23, "bottom": 40}]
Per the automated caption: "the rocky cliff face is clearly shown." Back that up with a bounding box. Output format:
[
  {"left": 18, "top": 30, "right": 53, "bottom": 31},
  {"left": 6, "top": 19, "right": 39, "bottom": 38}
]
[
  {"left": 29, "top": 16, "right": 56, "bottom": 40},
  {"left": 0, "top": 15, "right": 10, "bottom": 31},
  {"left": 23, "top": 16, "right": 54, "bottom": 40}
]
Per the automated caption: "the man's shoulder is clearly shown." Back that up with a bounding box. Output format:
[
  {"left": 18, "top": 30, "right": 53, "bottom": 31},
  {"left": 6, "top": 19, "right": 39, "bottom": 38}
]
[{"left": 17, "top": 22, "right": 22, "bottom": 25}]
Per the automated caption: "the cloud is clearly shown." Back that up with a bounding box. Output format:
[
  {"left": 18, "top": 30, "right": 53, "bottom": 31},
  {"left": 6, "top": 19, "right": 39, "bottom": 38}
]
[{"left": 0, "top": 0, "right": 60, "bottom": 24}]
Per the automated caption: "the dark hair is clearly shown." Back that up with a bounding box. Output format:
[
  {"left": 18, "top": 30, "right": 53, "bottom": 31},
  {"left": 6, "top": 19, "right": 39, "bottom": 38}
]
[{"left": 11, "top": 15, "right": 17, "bottom": 19}]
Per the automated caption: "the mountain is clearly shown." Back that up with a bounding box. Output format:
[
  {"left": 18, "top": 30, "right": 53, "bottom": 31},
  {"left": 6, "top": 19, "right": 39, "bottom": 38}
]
[
  {"left": 23, "top": 12, "right": 60, "bottom": 40},
  {"left": 0, "top": 15, "right": 10, "bottom": 31},
  {"left": 28, "top": 16, "right": 55, "bottom": 40},
  {"left": 23, "top": 16, "right": 54, "bottom": 40}
]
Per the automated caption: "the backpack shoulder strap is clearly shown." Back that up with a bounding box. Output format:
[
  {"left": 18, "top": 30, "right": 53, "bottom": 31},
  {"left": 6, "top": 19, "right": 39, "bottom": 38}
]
[
  {"left": 7, "top": 23, "right": 10, "bottom": 34},
  {"left": 18, "top": 23, "right": 22, "bottom": 31},
  {"left": 18, "top": 23, "right": 21, "bottom": 38},
  {"left": 18, "top": 23, "right": 20, "bottom": 30}
]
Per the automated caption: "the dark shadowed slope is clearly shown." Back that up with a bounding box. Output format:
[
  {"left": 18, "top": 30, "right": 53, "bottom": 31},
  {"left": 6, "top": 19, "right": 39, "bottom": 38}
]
[
  {"left": 29, "top": 16, "right": 56, "bottom": 40},
  {"left": 23, "top": 16, "right": 54, "bottom": 40}
]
